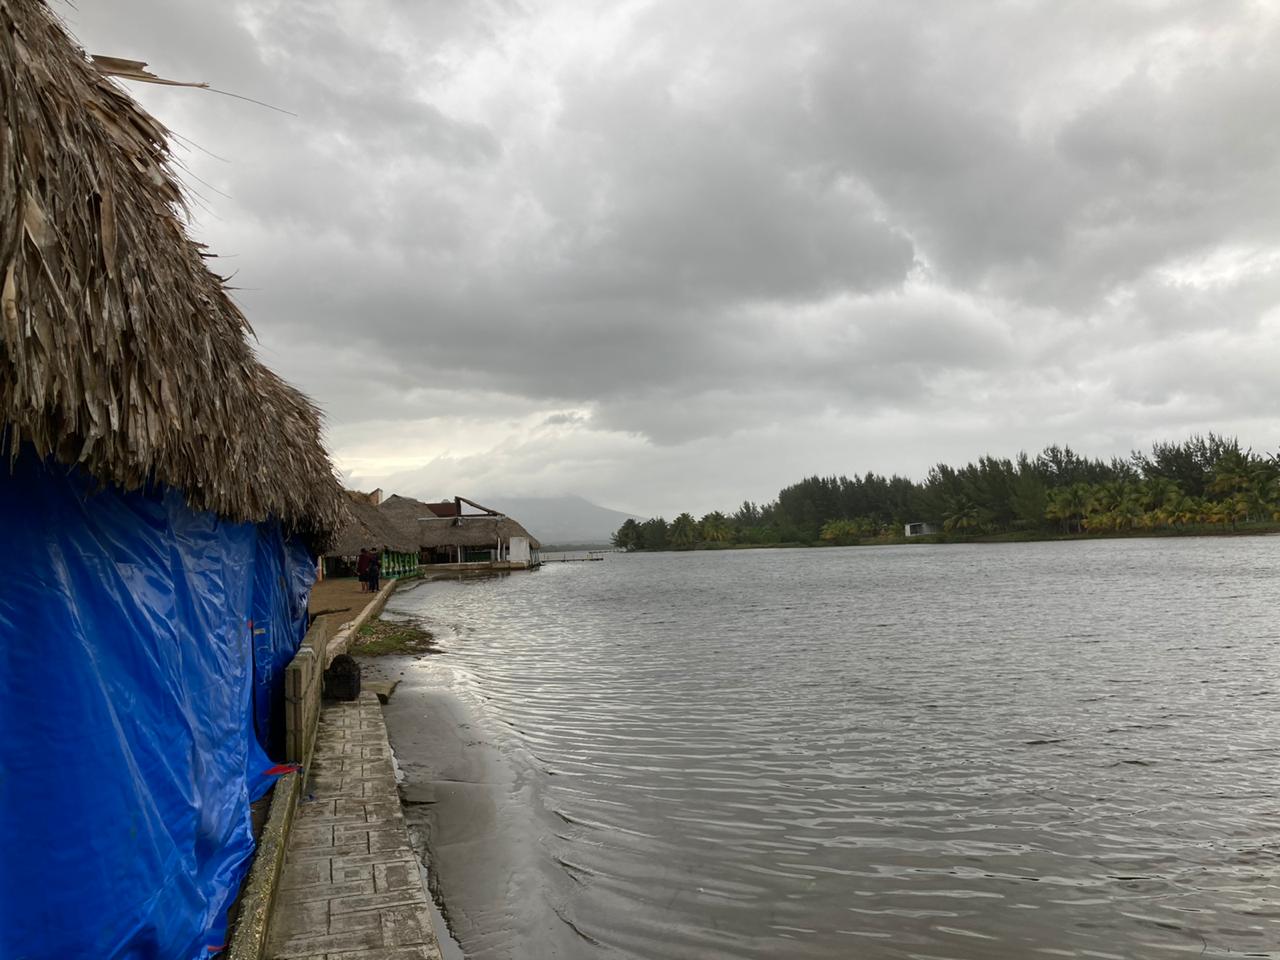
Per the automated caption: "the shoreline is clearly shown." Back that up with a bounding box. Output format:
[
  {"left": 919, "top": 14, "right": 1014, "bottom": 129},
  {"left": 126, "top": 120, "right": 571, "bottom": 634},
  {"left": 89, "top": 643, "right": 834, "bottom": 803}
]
[
  {"left": 357, "top": 656, "right": 479, "bottom": 958},
  {"left": 620, "top": 522, "right": 1280, "bottom": 553},
  {"left": 360, "top": 650, "right": 596, "bottom": 960}
]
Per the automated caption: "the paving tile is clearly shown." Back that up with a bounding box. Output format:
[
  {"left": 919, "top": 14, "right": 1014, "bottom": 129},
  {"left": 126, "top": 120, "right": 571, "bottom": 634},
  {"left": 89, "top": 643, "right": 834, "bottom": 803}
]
[
  {"left": 362, "top": 780, "right": 400, "bottom": 800},
  {"left": 381, "top": 905, "right": 435, "bottom": 946},
  {"left": 368, "top": 832, "right": 412, "bottom": 854},
  {"left": 289, "top": 823, "right": 335, "bottom": 846},
  {"left": 374, "top": 861, "right": 419, "bottom": 894},
  {"left": 277, "top": 878, "right": 375, "bottom": 904},
  {"left": 278, "top": 858, "right": 330, "bottom": 890},
  {"left": 336, "top": 825, "right": 406, "bottom": 848},
  {"left": 328, "top": 908, "right": 384, "bottom": 935},
  {"left": 272, "top": 927, "right": 383, "bottom": 958},
  {"left": 319, "top": 781, "right": 372, "bottom": 799},
  {"left": 332, "top": 861, "right": 374, "bottom": 884},
  {"left": 328, "top": 891, "right": 428, "bottom": 916},
  {"left": 362, "top": 822, "right": 404, "bottom": 838},
  {"left": 359, "top": 814, "right": 405, "bottom": 831},
  {"left": 363, "top": 802, "right": 403, "bottom": 823},
  {"left": 289, "top": 839, "right": 369, "bottom": 861},
  {"left": 332, "top": 827, "right": 372, "bottom": 847},
  {"left": 269, "top": 899, "right": 329, "bottom": 943},
  {"left": 295, "top": 800, "right": 338, "bottom": 822},
  {"left": 328, "top": 850, "right": 418, "bottom": 871}
]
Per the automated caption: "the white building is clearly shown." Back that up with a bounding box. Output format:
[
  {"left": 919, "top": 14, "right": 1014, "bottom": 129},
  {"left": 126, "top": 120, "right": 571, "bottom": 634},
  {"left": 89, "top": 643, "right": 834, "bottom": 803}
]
[
  {"left": 904, "top": 522, "right": 941, "bottom": 537},
  {"left": 508, "top": 536, "right": 541, "bottom": 568}
]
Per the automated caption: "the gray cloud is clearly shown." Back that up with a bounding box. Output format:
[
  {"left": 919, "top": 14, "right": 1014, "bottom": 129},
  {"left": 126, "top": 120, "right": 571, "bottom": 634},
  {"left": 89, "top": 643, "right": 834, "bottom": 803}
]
[{"left": 66, "top": 0, "right": 1280, "bottom": 515}]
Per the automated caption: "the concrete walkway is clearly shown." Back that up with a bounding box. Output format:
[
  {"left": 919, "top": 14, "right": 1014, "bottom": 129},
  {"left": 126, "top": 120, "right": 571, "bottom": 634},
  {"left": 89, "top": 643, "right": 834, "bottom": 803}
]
[{"left": 267, "top": 692, "right": 444, "bottom": 960}]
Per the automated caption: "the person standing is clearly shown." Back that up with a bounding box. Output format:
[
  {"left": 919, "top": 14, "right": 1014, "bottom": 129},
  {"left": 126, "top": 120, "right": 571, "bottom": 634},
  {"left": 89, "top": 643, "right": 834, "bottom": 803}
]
[
  {"left": 367, "top": 548, "right": 382, "bottom": 594},
  {"left": 356, "top": 547, "right": 372, "bottom": 592}
]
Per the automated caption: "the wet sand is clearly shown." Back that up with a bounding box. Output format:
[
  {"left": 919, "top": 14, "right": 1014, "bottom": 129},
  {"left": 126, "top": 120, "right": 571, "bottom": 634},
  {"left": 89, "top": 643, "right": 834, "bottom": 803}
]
[{"left": 364, "top": 655, "right": 593, "bottom": 960}]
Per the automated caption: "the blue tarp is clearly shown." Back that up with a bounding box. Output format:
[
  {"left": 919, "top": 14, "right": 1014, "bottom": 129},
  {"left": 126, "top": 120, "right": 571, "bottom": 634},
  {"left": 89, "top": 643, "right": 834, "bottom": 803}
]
[{"left": 0, "top": 451, "right": 314, "bottom": 959}]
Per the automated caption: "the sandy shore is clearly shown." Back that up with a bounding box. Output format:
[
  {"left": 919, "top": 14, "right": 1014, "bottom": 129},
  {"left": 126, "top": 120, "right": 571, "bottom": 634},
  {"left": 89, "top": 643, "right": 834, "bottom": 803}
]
[{"left": 360, "top": 655, "right": 593, "bottom": 960}]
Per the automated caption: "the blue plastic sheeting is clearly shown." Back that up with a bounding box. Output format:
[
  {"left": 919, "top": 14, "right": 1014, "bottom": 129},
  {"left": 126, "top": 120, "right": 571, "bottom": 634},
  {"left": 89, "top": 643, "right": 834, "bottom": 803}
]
[
  {"left": 252, "top": 525, "right": 316, "bottom": 761},
  {"left": 0, "top": 451, "right": 314, "bottom": 959}
]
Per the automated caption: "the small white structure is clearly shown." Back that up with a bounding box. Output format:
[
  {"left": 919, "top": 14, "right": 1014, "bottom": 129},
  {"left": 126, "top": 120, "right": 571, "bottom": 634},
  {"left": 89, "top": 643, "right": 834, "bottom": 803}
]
[
  {"left": 904, "top": 522, "right": 941, "bottom": 537},
  {"left": 508, "top": 536, "right": 540, "bottom": 568}
]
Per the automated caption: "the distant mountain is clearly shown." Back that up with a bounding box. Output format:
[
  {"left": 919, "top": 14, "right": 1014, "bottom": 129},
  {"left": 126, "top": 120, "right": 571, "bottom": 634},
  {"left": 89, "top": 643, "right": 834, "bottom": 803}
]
[{"left": 479, "top": 495, "right": 639, "bottom": 546}]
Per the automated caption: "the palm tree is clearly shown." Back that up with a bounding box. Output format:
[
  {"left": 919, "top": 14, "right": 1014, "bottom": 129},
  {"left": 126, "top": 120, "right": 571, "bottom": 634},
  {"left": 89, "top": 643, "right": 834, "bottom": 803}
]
[
  {"left": 943, "top": 500, "right": 982, "bottom": 534},
  {"left": 1170, "top": 495, "right": 1203, "bottom": 527},
  {"left": 1140, "top": 476, "right": 1180, "bottom": 513},
  {"left": 670, "top": 512, "right": 699, "bottom": 547},
  {"left": 1209, "top": 448, "right": 1252, "bottom": 499},
  {"left": 1089, "top": 480, "right": 1125, "bottom": 514},
  {"left": 1232, "top": 460, "right": 1278, "bottom": 522},
  {"left": 612, "top": 519, "right": 641, "bottom": 551},
  {"left": 1225, "top": 494, "right": 1249, "bottom": 530},
  {"left": 1046, "top": 483, "right": 1090, "bottom": 533},
  {"left": 1113, "top": 492, "right": 1144, "bottom": 531},
  {"left": 1086, "top": 480, "right": 1137, "bottom": 529},
  {"left": 699, "top": 512, "right": 732, "bottom": 542},
  {"left": 1045, "top": 489, "right": 1071, "bottom": 533},
  {"left": 1241, "top": 480, "right": 1272, "bottom": 524}
]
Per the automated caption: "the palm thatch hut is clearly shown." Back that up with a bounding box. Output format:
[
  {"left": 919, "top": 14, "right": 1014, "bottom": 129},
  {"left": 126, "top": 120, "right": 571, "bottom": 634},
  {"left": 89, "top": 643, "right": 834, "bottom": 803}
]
[
  {"left": 382, "top": 493, "right": 542, "bottom": 567},
  {"left": 0, "top": 1, "right": 345, "bottom": 956},
  {"left": 324, "top": 489, "right": 421, "bottom": 578},
  {"left": 418, "top": 514, "right": 542, "bottom": 564}
]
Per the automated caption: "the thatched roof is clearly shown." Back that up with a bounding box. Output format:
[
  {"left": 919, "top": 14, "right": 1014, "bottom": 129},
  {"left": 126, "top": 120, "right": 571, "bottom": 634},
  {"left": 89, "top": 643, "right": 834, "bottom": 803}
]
[
  {"left": 379, "top": 493, "right": 434, "bottom": 540},
  {"left": 326, "top": 492, "right": 417, "bottom": 557},
  {"left": 0, "top": 0, "right": 344, "bottom": 547},
  {"left": 418, "top": 516, "right": 541, "bottom": 550},
  {"left": 381, "top": 494, "right": 541, "bottom": 550}
]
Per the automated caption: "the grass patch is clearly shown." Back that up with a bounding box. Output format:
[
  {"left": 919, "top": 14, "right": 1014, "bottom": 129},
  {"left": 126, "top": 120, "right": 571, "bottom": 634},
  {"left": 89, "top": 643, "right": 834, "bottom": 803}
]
[{"left": 352, "top": 617, "right": 438, "bottom": 656}]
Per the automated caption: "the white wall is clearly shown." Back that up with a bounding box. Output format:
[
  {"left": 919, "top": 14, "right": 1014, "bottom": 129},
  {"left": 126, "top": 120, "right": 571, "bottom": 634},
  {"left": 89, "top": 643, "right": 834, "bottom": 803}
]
[{"left": 509, "top": 536, "right": 531, "bottom": 565}]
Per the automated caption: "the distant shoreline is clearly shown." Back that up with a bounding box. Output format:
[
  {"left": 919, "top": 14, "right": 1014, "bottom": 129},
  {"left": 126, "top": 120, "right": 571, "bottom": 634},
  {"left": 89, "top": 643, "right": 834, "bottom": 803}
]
[{"left": 619, "top": 522, "right": 1280, "bottom": 553}]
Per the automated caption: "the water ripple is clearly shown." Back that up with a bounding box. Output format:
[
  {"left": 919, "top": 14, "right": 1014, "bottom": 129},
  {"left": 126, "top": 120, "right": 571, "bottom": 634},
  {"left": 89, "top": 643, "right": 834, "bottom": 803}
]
[{"left": 388, "top": 539, "right": 1280, "bottom": 959}]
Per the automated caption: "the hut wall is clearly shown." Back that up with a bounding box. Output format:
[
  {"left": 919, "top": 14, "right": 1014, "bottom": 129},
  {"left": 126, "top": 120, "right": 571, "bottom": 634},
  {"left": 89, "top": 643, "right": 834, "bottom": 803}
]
[
  {"left": 509, "top": 536, "right": 531, "bottom": 565},
  {"left": 0, "top": 450, "right": 314, "bottom": 959}
]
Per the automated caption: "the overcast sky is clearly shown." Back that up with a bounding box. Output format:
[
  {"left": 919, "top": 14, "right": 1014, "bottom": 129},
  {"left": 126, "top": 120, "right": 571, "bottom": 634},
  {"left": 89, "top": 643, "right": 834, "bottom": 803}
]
[{"left": 68, "top": 0, "right": 1280, "bottom": 518}]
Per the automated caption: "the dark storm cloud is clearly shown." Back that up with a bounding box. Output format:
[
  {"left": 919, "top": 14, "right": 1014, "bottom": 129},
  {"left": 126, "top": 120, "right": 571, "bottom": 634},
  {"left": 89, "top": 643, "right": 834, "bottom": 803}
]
[{"left": 66, "top": 0, "right": 1280, "bottom": 513}]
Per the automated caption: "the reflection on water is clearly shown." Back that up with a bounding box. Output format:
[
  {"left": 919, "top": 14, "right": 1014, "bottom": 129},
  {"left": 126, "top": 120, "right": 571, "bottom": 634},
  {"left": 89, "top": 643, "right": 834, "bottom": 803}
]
[{"left": 385, "top": 539, "right": 1280, "bottom": 959}]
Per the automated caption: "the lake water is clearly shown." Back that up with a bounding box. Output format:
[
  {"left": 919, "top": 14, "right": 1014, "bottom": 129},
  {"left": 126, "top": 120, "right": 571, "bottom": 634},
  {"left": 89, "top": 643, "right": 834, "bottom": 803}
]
[{"left": 380, "top": 539, "right": 1280, "bottom": 959}]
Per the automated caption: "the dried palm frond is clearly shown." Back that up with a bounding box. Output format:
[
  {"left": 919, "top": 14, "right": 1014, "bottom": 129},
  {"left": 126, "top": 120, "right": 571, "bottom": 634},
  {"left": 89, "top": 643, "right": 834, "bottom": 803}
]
[
  {"left": 326, "top": 492, "right": 418, "bottom": 557},
  {"left": 0, "top": 0, "right": 344, "bottom": 549}
]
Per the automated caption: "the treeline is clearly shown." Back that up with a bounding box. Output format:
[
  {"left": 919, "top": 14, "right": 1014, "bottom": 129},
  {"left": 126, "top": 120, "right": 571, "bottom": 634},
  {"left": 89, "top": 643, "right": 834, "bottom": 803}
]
[{"left": 612, "top": 434, "right": 1280, "bottom": 550}]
